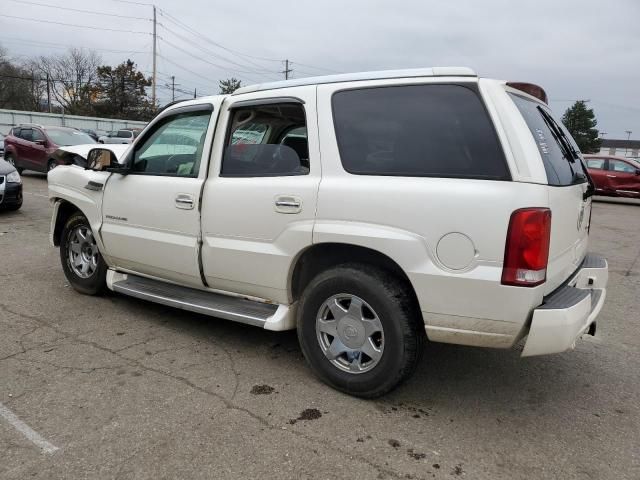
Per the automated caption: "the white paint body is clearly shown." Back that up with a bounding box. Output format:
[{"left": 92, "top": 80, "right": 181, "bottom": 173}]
[{"left": 48, "top": 68, "right": 608, "bottom": 355}]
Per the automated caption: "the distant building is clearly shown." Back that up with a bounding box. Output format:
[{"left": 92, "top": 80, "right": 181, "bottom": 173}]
[{"left": 597, "top": 139, "right": 640, "bottom": 158}]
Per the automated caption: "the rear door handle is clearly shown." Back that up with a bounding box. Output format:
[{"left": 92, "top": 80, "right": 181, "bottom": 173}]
[
  {"left": 274, "top": 195, "right": 302, "bottom": 213},
  {"left": 175, "top": 193, "right": 195, "bottom": 210},
  {"left": 606, "top": 174, "right": 617, "bottom": 178}
]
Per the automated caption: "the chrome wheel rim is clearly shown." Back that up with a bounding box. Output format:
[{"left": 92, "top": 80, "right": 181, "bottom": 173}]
[
  {"left": 68, "top": 225, "right": 99, "bottom": 279},
  {"left": 316, "top": 294, "right": 384, "bottom": 374}
]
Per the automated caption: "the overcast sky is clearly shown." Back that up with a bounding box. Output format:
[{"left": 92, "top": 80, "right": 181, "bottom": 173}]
[{"left": 1, "top": 0, "right": 639, "bottom": 139}]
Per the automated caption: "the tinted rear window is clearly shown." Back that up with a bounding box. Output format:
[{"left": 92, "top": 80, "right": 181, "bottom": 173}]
[
  {"left": 331, "top": 84, "right": 509, "bottom": 179},
  {"left": 509, "top": 93, "right": 588, "bottom": 186}
]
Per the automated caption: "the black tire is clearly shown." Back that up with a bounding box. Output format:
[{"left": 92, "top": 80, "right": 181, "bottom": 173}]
[
  {"left": 3, "top": 202, "right": 22, "bottom": 211},
  {"left": 297, "top": 264, "right": 425, "bottom": 398},
  {"left": 59, "top": 212, "right": 107, "bottom": 295},
  {"left": 5, "top": 153, "right": 23, "bottom": 174}
]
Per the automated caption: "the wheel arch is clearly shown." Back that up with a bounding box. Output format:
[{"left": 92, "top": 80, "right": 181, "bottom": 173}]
[
  {"left": 51, "top": 199, "right": 83, "bottom": 246},
  {"left": 289, "top": 242, "right": 420, "bottom": 308}
]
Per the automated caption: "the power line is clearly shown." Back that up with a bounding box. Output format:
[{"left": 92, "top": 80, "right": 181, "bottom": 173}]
[
  {"left": 158, "top": 36, "right": 260, "bottom": 83},
  {"left": 0, "top": 36, "right": 148, "bottom": 54},
  {"left": 290, "top": 61, "right": 340, "bottom": 74},
  {"left": 4, "top": 14, "right": 151, "bottom": 34},
  {"left": 157, "top": 8, "right": 282, "bottom": 64},
  {"left": 156, "top": 53, "right": 217, "bottom": 86},
  {"left": 157, "top": 22, "right": 280, "bottom": 79},
  {"left": 7, "top": 0, "right": 150, "bottom": 21}
]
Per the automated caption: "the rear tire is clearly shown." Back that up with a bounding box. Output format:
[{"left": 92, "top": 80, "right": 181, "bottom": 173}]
[
  {"left": 297, "top": 263, "right": 425, "bottom": 398},
  {"left": 59, "top": 212, "right": 107, "bottom": 295}
]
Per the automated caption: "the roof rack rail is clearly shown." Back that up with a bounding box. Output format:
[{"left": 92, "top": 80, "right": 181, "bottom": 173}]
[{"left": 17, "top": 122, "right": 45, "bottom": 129}]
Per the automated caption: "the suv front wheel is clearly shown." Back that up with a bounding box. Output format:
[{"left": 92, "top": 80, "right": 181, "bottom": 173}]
[
  {"left": 297, "top": 264, "right": 425, "bottom": 398},
  {"left": 60, "top": 212, "right": 107, "bottom": 295}
]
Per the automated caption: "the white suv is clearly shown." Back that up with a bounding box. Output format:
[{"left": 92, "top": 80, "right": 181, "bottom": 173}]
[{"left": 48, "top": 67, "right": 608, "bottom": 397}]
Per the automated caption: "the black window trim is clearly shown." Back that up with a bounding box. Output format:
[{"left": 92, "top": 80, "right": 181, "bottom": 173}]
[
  {"left": 124, "top": 103, "right": 214, "bottom": 178},
  {"left": 330, "top": 82, "right": 512, "bottom": 181},
  {"left": 220, "top": 99, "right": 309, "bottom": 178}
]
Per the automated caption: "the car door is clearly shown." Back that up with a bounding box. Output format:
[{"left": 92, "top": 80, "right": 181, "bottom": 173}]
[
  {"left": 100, "top": 102, "right": 219, "bottom": 288},
  {"left": 200, "top": 87, "right": 320, "bottom": 304},
  {"left": 607, "top": 159, "right": 640, "bottom": 196},
  {"left": 28, "top": 128, "right": 48, "bottom": 171},
  {"left": 585, "top": 157, "right": 608, "bottom": 194},
  {"left": 16, "top": 128, "right": 37, "bottom": 169}
]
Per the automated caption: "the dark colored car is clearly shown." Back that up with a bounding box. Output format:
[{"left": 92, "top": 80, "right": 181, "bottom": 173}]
[
  {"left": 3, "top": 124, "right": 96, "bottom": 173},
  {"left": 78, "top": 128, "right": 100, "bottom": 141},
  {"left": 0, "top": 158, "right": 23, "bottom": 211},
  {"left": 585, "top": 155, "right": 640, "bottom": 198}
]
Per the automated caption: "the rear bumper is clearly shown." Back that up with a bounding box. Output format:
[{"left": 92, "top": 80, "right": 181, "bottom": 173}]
[{"left": 522, "top": 254, "right": 608, "bottom": 357}]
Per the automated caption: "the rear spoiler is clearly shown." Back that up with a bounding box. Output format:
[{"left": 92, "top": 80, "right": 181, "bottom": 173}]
[{"left": 506, "top": 82, "right": 548, "bottom": 104}]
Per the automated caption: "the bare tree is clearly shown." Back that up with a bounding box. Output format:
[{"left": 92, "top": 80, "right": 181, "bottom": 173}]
[
  {"left": 0, "top": 44, "right": 44, "bottom": 111},
  {"left": 32, "top": 48, "right": 101, "bottom": 115}
]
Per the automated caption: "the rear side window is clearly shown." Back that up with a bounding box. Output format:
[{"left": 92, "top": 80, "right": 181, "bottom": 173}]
[
  {"left": 117, "top": 130, "right": 132, "bottom": 138},
  {"left": 331, "top": 84, "right": 509, "bottom": 179},
  {"left": 586, "top": 158, "right": 605, "bottom": 169},
  {"left": 509, "top": 93, "right": 588, "bottom": 186},
  {"left": 609, "top": 159, "right": 636, "bottom": 173}
]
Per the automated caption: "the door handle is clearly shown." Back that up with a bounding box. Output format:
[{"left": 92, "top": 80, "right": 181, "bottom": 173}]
[
  {"left": 175, "top": 193, "right": 195, "bottom": 210},
  {"left": 274, "top": 196, "right": 302, "bottom": 213},
  {"left": 606, "top": 175, "right": 617, "bottom": 178}
]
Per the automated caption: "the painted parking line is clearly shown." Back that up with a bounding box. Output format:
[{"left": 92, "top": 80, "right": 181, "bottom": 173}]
[
  {"left": 0, "top": 402, "right": 59, "bottom": 454},
  {"left": 24, "top": 192, "right": 48, "bottom": 198}
]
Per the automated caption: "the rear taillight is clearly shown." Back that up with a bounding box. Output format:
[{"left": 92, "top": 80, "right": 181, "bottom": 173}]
[{"left": 501, "top": 208, "right": 552, "bottom": 287}]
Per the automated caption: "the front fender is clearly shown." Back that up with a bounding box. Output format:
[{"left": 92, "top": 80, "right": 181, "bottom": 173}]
[{"left": 48, "top": 165, "right": 113, "bottom": 263}]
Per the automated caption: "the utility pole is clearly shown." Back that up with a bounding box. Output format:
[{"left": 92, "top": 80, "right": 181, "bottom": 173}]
[
  {"left": 282, "top": 59, "right": 292, "bottom": 80},
  {"left": 46, "top": 73, "right": 51, "bottom": 113},
  {"left": 152, "top": 5, "right": 157, "bottom": 107},
  {"left": 171, "top": 75, "right": 175, "bottom": 102},
  {"left": 194, "top": 88, "right": 197, "bottom": 99}
]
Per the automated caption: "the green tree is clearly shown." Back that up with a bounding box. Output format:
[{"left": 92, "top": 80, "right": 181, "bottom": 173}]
[
  {"left": 92, "top": 60, "right": 155, "bottom": 120},
  {"left": 562, "top": 101, "right": 601, "bottom": 153},
  {"left": 219, "top": 77, "right": 242, "bottom": 94}
]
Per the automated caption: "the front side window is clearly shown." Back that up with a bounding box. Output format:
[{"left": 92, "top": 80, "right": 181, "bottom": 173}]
[
  {"left": 19, "top": 128, "right": 33, "bottom": 141},
  {"left": 221, "top": 102, "right": 308, "bottom": 177},
  {"left": 131, "top": 110, "right": 211, "bottom": 177},
  {"left": 609, "top": 159, "right": 637, "bottom": 173},
  {"left": 510, "top": 93, "right": 588, "bottom": 186},
  {"left": 331, "top": 84, "right": 509, "bottom": 179},
  {"left": 586, "top": 158, "right": 605, "bottom": 169}
]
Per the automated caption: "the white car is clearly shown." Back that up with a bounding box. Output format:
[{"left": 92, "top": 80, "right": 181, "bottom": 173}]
[
  {"left": 47, "top": 67, "right": 608, "bottom": 397},
  {"left": 98, "top": 129, "right": 140, "bottom": 144}
]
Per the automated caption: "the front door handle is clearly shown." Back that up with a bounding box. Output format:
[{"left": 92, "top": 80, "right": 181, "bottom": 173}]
[
  {"left": 606, "top": 175, "right": 617, "bottom": 178},
  {"left": 274, "top": 195, "right": 302, "bottom": 214},
  {"left": 175, "top": 193, "right": 195, "bottom": 210}
]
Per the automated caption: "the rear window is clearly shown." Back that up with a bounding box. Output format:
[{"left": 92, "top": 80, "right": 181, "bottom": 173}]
[
  {"left": 331, "top": 84, "right": 509, "bottom": 179},
  {"left": 509, "top": 93, "right": 588, "bottom": 186}
]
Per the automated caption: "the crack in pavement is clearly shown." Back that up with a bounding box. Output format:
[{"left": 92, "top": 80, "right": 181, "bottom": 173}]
[{"left": 0, "top": 303, "right": 404, "bottom": 479}]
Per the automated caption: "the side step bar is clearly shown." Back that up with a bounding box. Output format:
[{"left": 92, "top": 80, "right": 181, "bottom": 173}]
[{"left": 108, "top": 271, "right": 293, "bottom": 330}]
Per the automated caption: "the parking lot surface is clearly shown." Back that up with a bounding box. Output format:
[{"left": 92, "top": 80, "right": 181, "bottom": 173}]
[{"left": 1, "top": 174, "right": 639, "bottom": 479}]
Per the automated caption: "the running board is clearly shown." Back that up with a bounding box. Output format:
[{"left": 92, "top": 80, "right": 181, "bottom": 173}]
[{"left": 108, "top": 271, "right": 293, "bottom": 330}]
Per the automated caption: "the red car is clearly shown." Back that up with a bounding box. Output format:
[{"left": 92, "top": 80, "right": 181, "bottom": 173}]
[
  {"left": 584, "top": 154, "right": 640, "bottom": 198},
  {"left": 3, "top": 124, "right": 96, "bottom": 174}
]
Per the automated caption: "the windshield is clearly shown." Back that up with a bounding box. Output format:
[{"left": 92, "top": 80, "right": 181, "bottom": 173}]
[{"left": 46, "top": 129, "right": 96, "bottom": 146}]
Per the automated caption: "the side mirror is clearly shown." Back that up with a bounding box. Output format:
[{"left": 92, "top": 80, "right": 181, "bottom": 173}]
[
  {"left": 87, "top": 148, "right": 125, "bottom": 173},
  {"left": 636, "top": 169, "right": 640, "bottom": 176}
]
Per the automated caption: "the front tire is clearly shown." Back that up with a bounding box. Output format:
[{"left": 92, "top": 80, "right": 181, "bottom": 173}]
[
  {"left": 297, "top": 264, "right": 425, "bottom": 398},
  {"left": 60, "top": 213, "right": 107, "bottom": 295}
]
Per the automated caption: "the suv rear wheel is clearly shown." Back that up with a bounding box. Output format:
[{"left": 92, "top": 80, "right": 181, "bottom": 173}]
[
  {"left": 60, "top": 212, "right": 107, "bottom": 295},
  {"left": 297, "top": 264, "right": 424, "bottom": 398}
]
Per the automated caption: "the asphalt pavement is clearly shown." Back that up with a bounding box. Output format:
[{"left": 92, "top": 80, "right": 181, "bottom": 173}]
[{"left": 1, "top": 173, "right": 639, "bottom": 479}]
